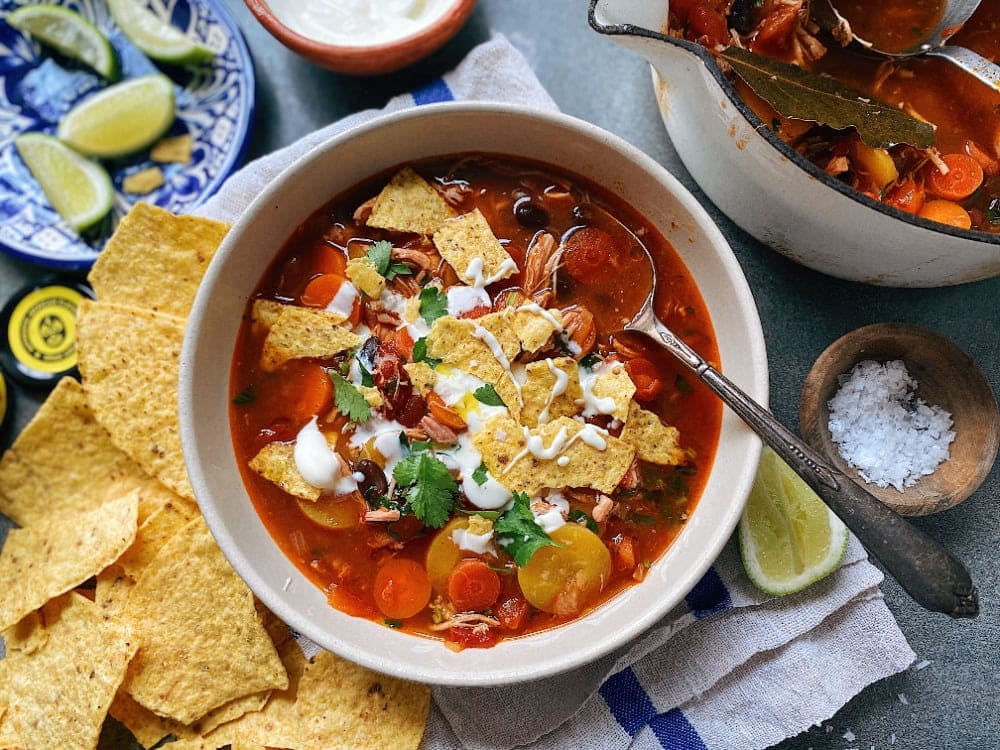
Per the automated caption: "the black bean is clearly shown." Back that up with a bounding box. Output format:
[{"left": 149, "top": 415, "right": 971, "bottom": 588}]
[
  {"left": 353, "top": 459, "right": 388, "bottom": 500},
  {"left": 514, "top": 197, "right": 549, "bottom": 228}
]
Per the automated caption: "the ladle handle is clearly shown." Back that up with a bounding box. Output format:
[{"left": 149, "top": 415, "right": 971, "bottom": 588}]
[
  {"left": 636, "top": 321, "right": 979, "bottom": 618},
  {"left": 925, "top": 46, "right": 1000, "bottom": 91}
]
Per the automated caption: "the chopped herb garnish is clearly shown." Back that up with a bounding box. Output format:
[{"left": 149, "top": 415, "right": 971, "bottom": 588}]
[
  {"left": 418, "top": 286, "right": 448, "bottom": 324},
  {"left": 411, "top": 337, "right": 442, "bottom": 367},
  {"left": 630, "top": 512, "right": 656, "bottom": 526},
  {"left": 459, "top": 508, "right": 501, "bottom": 520},
  {"left": 471, "top": 462, "right": 489, "bottom": 486},
  {"left": 579, "top": 352, "right": 602, "bottom": 370},
  {"left": 568, "top": 508, "right": 598, "bottom": 533},
  {"left": 392, "top": 452, "right": 459, "bottom": 528},
  {"left": 358, "top": 361, "right": 374, "bottom": 388},
  {"left": 232, "top": 386, "right": 255, "bottom": 405},
  {"left": 367, "top": 240, "right": 413, "bottom": 281},
  {"left": 473, "top": 384, "right": 505, "bottom": 407},
  {"left": 675, "top": 374, "right": 694, "bottom": 394},
  {"left": 986, "top": 199, "right": 1000, "bottom": 225},
  {"left": 495, "top": 491, "right": 558, "bottom": 566},
  {"left": 329, "top": 371, "right": 371, "bottom": 423},
  {"left": 384, "top": 618, "right": 403, "bottom": 629}
]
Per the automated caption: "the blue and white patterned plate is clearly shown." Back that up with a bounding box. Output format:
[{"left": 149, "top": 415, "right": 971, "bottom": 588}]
[{"left": 0, "top": 0, "right": 255, "bottom": 269}]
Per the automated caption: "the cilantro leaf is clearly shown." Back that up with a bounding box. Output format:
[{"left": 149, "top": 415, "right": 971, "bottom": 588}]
[
  {"left": 471, "top": 462, "right": 489, "bottom": 487},
  {"left": 418, "top": 286, "right": 448, "bottom": 324},
  {"left": 495, "top": 491, "right": 558, "bottom": 566},
  {"left": 411, "top": 337, "right": 442, "bottom": 367},
  {"left": 329, "top": 371, "right": 371, "bottom": 423},
  {"left": 232, "top": 386, "right": 255, "bottom": 405},
  {"left": 473, "top": 384, "right": 505, "bottom": 407},
  {"left": 569, "top": 508, "right": 598, "bottom": 533},
  {"left": 366, "top": 240, "right": 413, "bottom": 281},
  {"left": 392, "top": 452, "right": 458, "bottom": 528},
  {"left": 579, "top": 352, "right": 603, "bottom": 370}
]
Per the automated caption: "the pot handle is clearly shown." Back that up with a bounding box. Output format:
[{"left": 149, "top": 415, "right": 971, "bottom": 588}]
[{"left": 588, "top": 0, "right": 708, "bottom": 76}]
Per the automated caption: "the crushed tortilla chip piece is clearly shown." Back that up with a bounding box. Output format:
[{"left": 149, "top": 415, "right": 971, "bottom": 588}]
[
  {"left": 75, "top": 300, "right": 193, "bottom": 499},
  {"left": 0, "top": 492, "right": 138, "bottom": 632},
  {"left": 366, "top": 167, "right": 456, "bottom": 235},
  {"left": 588, "top": 362, "right": 636, "bottom": 422},
  {"left": 0, "top": 378, "right": 172, "bottom": 526},
  {"left": 87, "top": 202, "right": 229, "bottom": 319},
  {"left": 520, "top": 357, "right": 582, "bottom": 427},
  {"left": 404, "top": 294, "right": 422, "bottom": 324},
  {"left": 474, "top": 415, "right": 634, "bottom": 495},
  {"left": 150, "top": 133, "right": 193, "bottom": 163},
  {"left": 511, "top": 305, "right": 563, "bottom": 353},
  {"left": 403, "top": 361, "right": 437, "bottom": 396},
  {"left": 249, "top": 442, "right": 320, "bottom": 501},
  {"left": 122, "top": 515, "right": 287, "bottom": 724},
  {"left": 619, "top": 401, "right": 684, "bottom": 465},
  {"left": 260, "top": 306, "right": 360, "bottom": 372},
  {"left": 122, "top": 166, "right": 165, "bottom": 194},
  {"left": 432, "top": 208, "right": 516, "bottom": 287},
  {"left": 251, "top": 298, "right": 287, "bottom": 329},
  {"left": 358, "top": 385, "right": 385, "bottom": 409},
  {"left": 346, "top": 257, "right": 386, "bottom": 298},
  {"left": 2, "top": 592, "right": 133, "bottom": 750},
  {"left": 426, "top": 314, "right": 522, "bottom": 420}
]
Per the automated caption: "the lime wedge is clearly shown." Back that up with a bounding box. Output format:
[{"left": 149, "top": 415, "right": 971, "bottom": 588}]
[
  {"left": 7, "top": 4, "right": 119, "bottom": 79},
  {"left": 107, "top": 0, "right": 214, "bottom": 64},
  {"left": 739, "top": 447, "right": 849, "bottom": 596},
  {"left": 15, "top": 133, "right": 114, "bottom": 233},
  {"left": 56, "top": 74, "right": 175, "bottom": 159}
]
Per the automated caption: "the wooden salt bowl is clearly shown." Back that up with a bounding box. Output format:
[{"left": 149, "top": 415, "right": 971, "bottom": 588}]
[{"left": 800, "top": 323, "right": 999, "bottom": 516}]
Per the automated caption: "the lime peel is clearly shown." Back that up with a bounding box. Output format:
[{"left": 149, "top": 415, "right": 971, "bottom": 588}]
[
  {"left": 738, "top": 447, "right": 849, "bottom": 596},
  {"left": 7, "top": 4, "right": 119, "bottom": 79},
  {"left": 107, "top": 0, "right": 214, "bottom": 64},
  {"left": 15, "top": 133, "right": 114, "bottom": 233}
]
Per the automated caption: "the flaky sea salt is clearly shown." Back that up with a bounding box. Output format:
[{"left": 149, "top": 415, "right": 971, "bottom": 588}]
[{"left": 827, "top": 360, "right": 955, "bottom": 492}]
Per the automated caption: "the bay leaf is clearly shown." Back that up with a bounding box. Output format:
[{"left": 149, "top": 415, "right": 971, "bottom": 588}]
[{"left": 719, "top": 46, "right": 935, "bottom": 149}]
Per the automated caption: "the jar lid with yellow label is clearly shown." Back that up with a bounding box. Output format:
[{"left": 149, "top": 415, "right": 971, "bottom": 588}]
[
  {"left": 0, "top": 369, "right": 11, "bottom": 441},
  {"left": 0, "top": 277, "right": 94, "bottom": 389}
]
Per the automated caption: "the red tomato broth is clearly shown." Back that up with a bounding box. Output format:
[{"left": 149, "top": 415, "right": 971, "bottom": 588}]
[{"left": 230, "top": 154, "right": 722, "bottom": 647}]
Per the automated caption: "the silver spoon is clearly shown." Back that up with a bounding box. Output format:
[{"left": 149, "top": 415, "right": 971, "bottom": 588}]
[
  {"left": 621, "top": 249, "right": 978, "bottom": 618},
  {"left": 816, "top": 0, "right": 999, "bottom": 90}
]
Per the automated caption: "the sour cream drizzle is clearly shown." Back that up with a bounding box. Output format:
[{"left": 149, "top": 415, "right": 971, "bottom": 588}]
[
  {"left": 472, "top": 324, "right": 522, "bottom": 403},
  {"left": 501, "top": 422, "right": 610, "bottom": 476},
  {"left": 538, "top": 358, "right": 569, "bottom": 424},
  {"left": 464, "top": 256, "right": 518, "bottom": 288}
]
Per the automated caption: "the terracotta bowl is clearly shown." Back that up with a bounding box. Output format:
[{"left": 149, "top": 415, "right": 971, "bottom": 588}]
[
  {"left": 800, "top": 323, "right": 1000, "bottom": 516},
  {"left": 243, "top": 0, "right": 476, "bottom": 75}
]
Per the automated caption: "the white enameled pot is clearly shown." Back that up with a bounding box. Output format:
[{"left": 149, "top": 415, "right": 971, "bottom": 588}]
[{"left": 589, "top": 0, "right": 1000, "bottom": 287}]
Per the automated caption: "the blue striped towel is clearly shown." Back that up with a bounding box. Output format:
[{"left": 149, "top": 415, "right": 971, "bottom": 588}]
[{"left": 198, "top": 35, "right": 915, "bottom": 750}]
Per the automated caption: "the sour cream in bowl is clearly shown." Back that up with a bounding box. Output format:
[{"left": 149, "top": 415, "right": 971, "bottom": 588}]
[{"left": 243, "top": 0, "right": 476, "bottom": 74}]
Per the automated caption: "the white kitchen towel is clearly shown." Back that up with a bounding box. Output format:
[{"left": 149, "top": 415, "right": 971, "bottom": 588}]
[{"left": 197, "top": 34, "right": 915, "bottom": 750}]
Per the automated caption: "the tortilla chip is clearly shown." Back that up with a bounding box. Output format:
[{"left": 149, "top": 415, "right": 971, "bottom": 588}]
[
  {"left": 75, "top": 300, "right": 193, "bottom": 499},
  {"left": 2, "top": 592, "right": 133, "bottom": 750},
  {"left": 432, "top": 208, "right": 515, "bottom": 287},
  {"left": 122, "top": 516, "right": 287, "bottom": 724},
  {"left": 250, "top": 298, "right": 287, "bottom": 329},
  {"left": 260, "top": 306, "right": 360, "bottom": 372},
  {"left": 94, "top": 564, "right": 134, "bottom": 621},
  {"left": 1, "top": 610, "right": 47, "bottom": 656},
  {"left": 346, "top": 257, "right": 386, "bottom": 298},
  {"left": 151, "top": 133, "right": 194, "bottom": 163},
  {"left": 117, "top": 496, "right": 198, "bottom": 580},
  {"left": 511, "top": 305, "right": 563, "bottom": 353},
  {"left": 426, "top": 314, "right": 522, "bottom": 420},
  {"left": 403, "top": 361, "right": 437, "bottom": 396},
  {"left": 619, "top": 401, "right": 684, "bottom": 466},
  {"left": 0, "top": 492, "right": 138, "bottom": 632},
  {"left": 87, "top": 202, "right": 229, "bottom": 319},
  {"left": 122, "top": 166, "right": 164, "bottom": 194},
  {"left": 588, "top": 362, "right": 636, "bottom": 422},
  {"left": 520, "top": 357, "right": 582, "bottom": 427},
  {"left": 109, "top": 689, "right": 197, "bottom": 748},
  {"left": 366, "top": 167, "right": 456, "bottom": 235},
  {"left": 474, "top": 415, "right": 634, "bottom": 495},
  {"left": 0, "top": 378, "right": 172, "bottom": 526},
  {"left": 249, "top": 442, "right": 320, "bottom": 502}
]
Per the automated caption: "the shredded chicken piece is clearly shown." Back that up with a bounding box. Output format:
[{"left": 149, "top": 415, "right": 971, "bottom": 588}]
[
  {"left": 363, "top": 301, "right": 403, "bottom": 330},
  {"left": 617, "top": 460, "right": 642, "bottom": 492},
  {"left": 404, "top": 426, "right": 429, "bottom": 443},
  {"left": 420, "top": 414, "right": 459, "bottom": 444},
  {"left": 521, "top": 232, "right": 561, "bottom": 304},
  {"left": 366, "top": 528, "right": 405, "bottom": 550},
  {"left": 392, "top": 245, "right": 438, "bottom": 275},
  {"left": 530, "top": 499, "right": 569, "bottom": 521},
  {"left": 364, "top": 508, "right": 401, "bottom": 522},
  {"left": 428, "top": 612, "right": 501, "bottom": 631},
  {"left": 561, "top": 305, "right": 597, "bottom": 358},
  {"left": 824, "top": 155, "right": 850, "bottom": 177},
  {"left": 632, "top": 565, "right": 648, "bottom": 583},
  {"left": 440, "top": 182, "right": 471, "bottom": 206},
  {"left": 353, "top": 197, "right": 375, "bottom": 224},
  {"left": 591, "top": 494, "right": 617, "bottom": 524},
  {"left": 927, "top": 148, "right": 949, "bottom": 175},
  {"left": 389, "top": 275, "right": 422, "bottom": 297},
  {"left": 794, "top": 23, "right": 827, "bottom": 62}
]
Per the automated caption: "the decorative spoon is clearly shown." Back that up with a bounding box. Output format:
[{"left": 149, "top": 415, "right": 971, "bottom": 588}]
[
  {"left": 816, "top": 0, "right": 999, "bottom": 90},
  {"left": 620, "top": 250, "right": 979, "bottom": 618}
]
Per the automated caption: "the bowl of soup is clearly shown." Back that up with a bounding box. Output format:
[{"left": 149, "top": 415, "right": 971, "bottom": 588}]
[
  {"left": 590, "top": 0, "right": 1000, "bottom": 287},
  {"left": 180, "top": 102, "right": 767, "bottom": 685}
]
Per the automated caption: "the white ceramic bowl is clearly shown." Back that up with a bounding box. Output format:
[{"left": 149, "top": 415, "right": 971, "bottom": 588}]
[
  {"left": 590, "top": 0, "right": 1000, "bottom": 287},
  {"left": 179, "top": 103, "right": 767, "bottom": 686}
]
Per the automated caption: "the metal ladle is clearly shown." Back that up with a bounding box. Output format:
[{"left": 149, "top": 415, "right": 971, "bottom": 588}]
[
  {"left": 816, "top": 0, "right": 999, "bottom": 90},
  {"left": 621, "top": 249, "right": 979, "bottom": 618}
]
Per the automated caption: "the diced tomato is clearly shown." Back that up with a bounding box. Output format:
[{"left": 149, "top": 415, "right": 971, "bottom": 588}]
[
  {"left": 494, "top": 594, "right": 530, "bottom": 632},
  {"left": 445, "top": 624, "right": 499, "bottom": 650},
  {"left": 447, "top": 559, "right": 501, "bottom": 612},
  {"left": 373, "top": 558, "right": 432, "bottom": 620},
  {"left": 624, "top": 357, "right": 664, "bottom": 402},
  {"left": 882, "top": 180, "right": 926, "bottom": 215},
  {"left": 456, "top": 304, "right": 492, "bottom": 320},
  {"left": 610, "top": 534, "right": 639, "bottom": 573},
  {"left": 686, "top": 2, "right": 730, "bottom": 47},
  {"left": 328, "top": 584, "right": 377, "bottom": 618},
  {"left": 563, "top": 227, "right": 616, "bottom": 284},
  {"left": 752, "top": 3, "right": 800, "bottom": 54}
]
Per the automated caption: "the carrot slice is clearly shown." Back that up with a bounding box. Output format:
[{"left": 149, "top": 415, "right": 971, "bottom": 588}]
[
  {"left": 447, "top": 559, "right": 501, "bottom": 612},
  {"left": 426, "top": 392, "right": 467, "bottom": 431},
  {"left": 882, "top": 180, "right": 925, "bottom": 215},
  {"left": 918, "top": 200, "right": 973, "bottom": 230},
  {"left": 624, "top": 357, "right": 664, "bottom": 402},
  {"left": 373, "top": 558, "right": 432, "bottom": 620},
  {"left": 301, "top": 273, "right": 345, "bottom": 307},
  {"left": 563, "top": 227, "right": 616, "bottom": 284},
  {"left": 924, "top": 153, "right": 984, "bottom": 201}
]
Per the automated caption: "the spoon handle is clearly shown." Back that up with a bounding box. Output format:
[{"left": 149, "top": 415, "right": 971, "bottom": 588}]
[
  {"left": 925, "top": 46, "right": 1000, "bottom": 91},
  {"left": 634, "top": 321, "right": 978, "bottom": 618}
]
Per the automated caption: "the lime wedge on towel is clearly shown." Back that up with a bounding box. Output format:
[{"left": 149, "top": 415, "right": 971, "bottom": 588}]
[
  {"left": 107, "top": 0, "right": 214, "bottom": 64},
  {"left": 57, "top": 73, "right": 175, "bottom": 158},
  {"left": 7, "top": 4, "right": 119, "bottom": 79},
  {"left": 15, "top": 133, "right": 114, "bottom": 233},
  {"left": 739, "top": 447, "right": 849, "bottom": 595}
]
